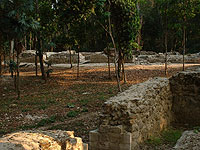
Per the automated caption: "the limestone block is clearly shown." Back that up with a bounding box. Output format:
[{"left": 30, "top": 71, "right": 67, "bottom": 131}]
[
  {"left": 119, "top": 143, "right": 131, "bottom": 150},
  {"left": 89, "top": 130, "right": 99, "bottom": 142},
  {"left": 121, "top": 132, "right": 132, "bottom": 144},
  {"left": 0, "top": 130, "right": 86, "bottom": 150}
]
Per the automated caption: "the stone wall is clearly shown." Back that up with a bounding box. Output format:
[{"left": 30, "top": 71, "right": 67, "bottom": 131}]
[
  {"left": 89, "top": 126, "right": 132, "bottom": 150},
  {"left": 20, "top": 50, "right": 86, "bottom": 64},
  {"left": 170, "top": 68, "right": 200, "bottom": 126},
  {"left": 0, "top": 130, "right": 88, "bottom": 150},
  {"left": 90, "top": 77, "right": 174, "bottom": 150}
]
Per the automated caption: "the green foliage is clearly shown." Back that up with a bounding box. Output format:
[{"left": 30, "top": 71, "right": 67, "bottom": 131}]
[
  {"left": 0, "top": 0, "right": 39, "bottom": 40},
  {"left": 66, "top": 103, "right": 75, "bottom": 108},
  {"left": 162, "top": 129, "right": 182, "bottom": 144},
  {"left": 80, "top": 99, "right": 89, "bottom": 106},
  {"left": 67, "top": 111, "right": 79, "bottom": 117},
  {"left": 145, "top": 128, "right": 182, "bottom": 146},
  {"left": 146, "top": 136, "right": 162, "bottom": 146}
]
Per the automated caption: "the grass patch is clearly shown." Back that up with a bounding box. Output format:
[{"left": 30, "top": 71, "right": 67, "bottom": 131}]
[
  {"left": 162, "top": 129, "right": 182, "bottom": 144},
  {"left": 36, "top": 115, "right": 57, "bottom": 127},
  {"left": 145, "top": 128, "right": 182, "bottom": 146},
  {"left": 67, "top": 111, "right": 79, "bottom": 117},
  {"left": 146, "top": 136, "right": 162, "bottom": 146},
  {"left": 66, "top": 103, "right": 75, "bottom": 108},
  {"left": 80, "top": 99, "right": 89, "bottom": 106}
]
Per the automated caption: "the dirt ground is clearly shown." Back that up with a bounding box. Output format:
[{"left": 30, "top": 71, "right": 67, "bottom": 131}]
[{"left": 0, "top": 63, "right": 199, "bottom": 145}]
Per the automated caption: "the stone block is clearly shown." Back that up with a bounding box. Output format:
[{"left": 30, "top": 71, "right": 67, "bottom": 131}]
[
  {"left": 99, "top": 125, "right": 110, "bottom": 133},
  {"left": 83, "top": 143, "right": 88, "bottom": 150},
  {"left": 119, "top": 143, "right": 131, "bottom": 150},
  {"left": 109, "top": 143, "right": 120, "bottom": 150},
  {"left": 108, "top": 133, "right": 121, "bottom": 143},
  {"left": 121, "top": 132, "right": 132, "bottom": 144},
  {"left": 89, "top": 130, "right": 99, "bottom": 142},
  {"left": 89, "top": 142, "right": 98, "bottom": 150},
  {"left": 109, "top": 125, "right": 123, "bottom": 134}
]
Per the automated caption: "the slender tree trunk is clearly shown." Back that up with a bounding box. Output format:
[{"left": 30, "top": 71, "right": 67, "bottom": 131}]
[
  {"left": 107, "top": 50, "right": 111, "bottom": 79},
  {"left": 108, "top": 0, "right": 121, "bottom": 92},
  {"left": 164, "top": 3, "right": 168, "bottom": 76},
  {"left": 118, "top": 51, "right": 121, "bottom": 79},
  {"left": 121, "top": 54, "right": 127, "bottom": 83},
  {"left": 183, "top": 27, "right": 186, "bottom": 71},
  {"left": 35, "top": 53, "right": 38, "bottom": 76},
  {"left": 36, "top": 0, "right": 45, "bottom": 80},
  {"left": 3, "top": 51, "right": 6, "bottom": 70},
  {"left": 16, "top": 51, "right": 20, "bottom": 99},
  {"left": 137, "top": 17, "right": 143, "bottom": 51},
  {"left": 77, "top": 49, "right": 80, "bottom": 78},
  {"left": 164, "top": 32, "right": 168, "bottom": 75},
  {"left": 38, "top": 34, "right": 46, "bottom": 80},
  {"left": 34, "top": 36, "right": 38, "bottom": 76},
  {"left": 24, "top": 35, "right": 27, "bottom": 49},
  {"left": 29, "top": 32, "right": 32, "bottom": 50},
  {"left": 69, "top": 47, "right": 73, "bottom": 69},
  {"left": 0, "top": 36, "right": 2, "bottom": 76},
  {"left": 0, "top": 53, "right": 2, "bottom": 77}
]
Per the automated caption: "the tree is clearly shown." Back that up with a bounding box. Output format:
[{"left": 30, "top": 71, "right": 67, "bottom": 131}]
[
  {"left": 166, "top": 0, "right": 198, "bottom": 71},
  {"left": 0, "top": 0, "right": 39, "bottom": 99}
]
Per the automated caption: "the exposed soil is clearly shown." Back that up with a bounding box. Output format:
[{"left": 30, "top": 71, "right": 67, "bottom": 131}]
[{"left": 0, "top": 63, "right": 199, "bottom": 147}]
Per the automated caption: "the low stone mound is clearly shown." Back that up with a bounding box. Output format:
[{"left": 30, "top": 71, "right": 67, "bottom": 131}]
[
  {"left": 0, "top": 130, "right": 88, "bottom": 150},
  {"left": 20, "top": 50, "right": 37, "bottom": 63},
  {"left": 46, "top": 51, "right": 85, "bottom": 64},
  {"left": 90, "top": 52, "right": 112, "bottom": 63},
  {"left": 174, "top": 130, "right": 200, "bottom": 149}
]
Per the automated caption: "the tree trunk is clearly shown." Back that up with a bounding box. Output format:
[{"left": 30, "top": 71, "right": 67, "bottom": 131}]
[
  {"left": 24, "top": 35, "right": 27, "bottom": 49},
  {"left": 164, "top": 3, "right": 168, "bottom": 76},
  {"left": 164, "top": 31, "right": 168, "bottom": 75},
  {"left": 69, "top": 47, "right": 73, "bottom": 69},
  {"left": 121, "top": 55, "right": 127, "bottom": 83},
  {"left": 29, "top": 32, "right": 32, "bottom": 50},
  {"left": 108, "top": 0, "right": 121, "bottom": 92},
  {"left": 0, "top": 53, "right": 2, "bottom": 77},
  {"left": 107, "top": 51, "right": 111, "bottom": 79},
  {"left": 137, "top": 16, "right": 143, "bottom": 51},
  {"left": 35, "top": 53, "right": 38, "bottom": 76},
  {"left": 183, "top": 27, "right": 186, "bottom": 71},
  {"left": 3, "top": 51, "right": 6, "bottom": 70},
  {"left": 16, "top": 51, "right": 20, "bottom": 99},
  {"left": 77, "top": 49, "right": 80, "bottom": 78},
  {"left": 38, "top": 34, "right": 46, "bottom": 81}
]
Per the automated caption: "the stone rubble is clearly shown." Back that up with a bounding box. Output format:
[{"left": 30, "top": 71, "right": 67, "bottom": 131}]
[
  {"left": 0, "top": 130, "right": 88, "bottom": 150},
  {"left": 20, "top": 50, "right": 200, "bottom": 65},
  {"left": 173, "top": 130, "right": 200, "bottom": 150}
]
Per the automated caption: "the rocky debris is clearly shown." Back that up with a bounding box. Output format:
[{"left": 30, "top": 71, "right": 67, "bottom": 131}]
[
  {"left": 20, "top": 50, "right": 37, "bottom": 63},
  {"left": 140, "top": 51, "right": 157, "bottom": 55},
  {"left": 20, "top": 50, "right": 200, "bottom": 64},
  {"left": 46, "top": 51, "right": 85, "bottom": 64},
  {"left": 24, "top": 114, "right": 48, "bottom": 122},
  {"left": 173, "top": 130, "right": 200, "bottom": 150},
  {"left": 135, "top": 52, "right": 200, "bottom": 64},
  {"left": 90, "top": 52, "right": 112, "bottom": 63},
  {"left": 0, "top": 130, "right": 88, "bottom": 150}
]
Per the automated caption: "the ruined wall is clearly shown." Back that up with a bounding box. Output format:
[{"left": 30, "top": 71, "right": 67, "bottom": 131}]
[
  {"left": 90, "top": 78, "right": 174, "bottom": 150},
  {"left": 170, "top": 69, "right": 200, "bottom": 126}
]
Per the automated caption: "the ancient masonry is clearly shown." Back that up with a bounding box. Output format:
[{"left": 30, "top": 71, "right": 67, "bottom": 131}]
[{"left": 89, "top": 67, "right": 200, "bottom": 150}]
